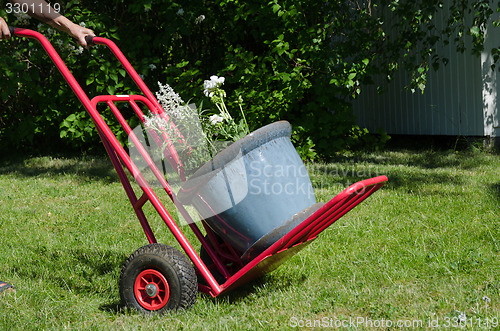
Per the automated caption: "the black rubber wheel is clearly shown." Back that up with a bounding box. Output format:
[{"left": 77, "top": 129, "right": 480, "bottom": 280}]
[{"left": 119, "top": 243, "right": 197, "bottom": 314}]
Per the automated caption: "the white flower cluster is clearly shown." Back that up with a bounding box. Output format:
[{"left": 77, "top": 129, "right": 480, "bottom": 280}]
[
  {"left": 203, "top": 75, "right": 225, "bottom": 97},
  {"left": 200, "top": 74, "right": 249, "bottom": 146},
  {"left": 143, "top": 112, "right": 168, "bottom": 130},
  {"left": 195, "top": 15, "right": 205, "bottom": 24},
  {"left": 74, "top": 46, "right": 84, "bottom": 55},
  {"left": 37, "top": 24, "right": 54, "bottom": 36},
  {"left": 14, "top": 11, "right": 31, "bottom": 26},
  {"left": 37, "top": 23, "right": 83, "bottom": 55},
  {"left": 209, "top": 114, "right": 224, "bottom": 125},
  {"left": 156, "top": 82, "right": 188, "bottom": 119},
  {"left": 54, "top": 39, "right": 84, "bottom": 55}
]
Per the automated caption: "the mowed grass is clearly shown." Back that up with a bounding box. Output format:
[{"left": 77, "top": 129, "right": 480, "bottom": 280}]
[{"left": 0, "top": 148, "right": 498, "bottom": 330}]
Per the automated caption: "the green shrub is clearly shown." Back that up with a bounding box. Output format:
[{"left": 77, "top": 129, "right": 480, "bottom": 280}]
[
  {"left": 0, "top": 1, "right": 372, "bottom": 157},
  {"left": 1, "top": 1, "right": 496, "bottom": 158}
]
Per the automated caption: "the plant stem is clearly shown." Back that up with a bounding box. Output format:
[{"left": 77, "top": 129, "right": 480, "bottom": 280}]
[{"left": 239, "top": 103, "right": 250, "bottom": 134}]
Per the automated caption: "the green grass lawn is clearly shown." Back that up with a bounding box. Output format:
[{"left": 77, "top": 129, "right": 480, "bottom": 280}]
[{"left": 0, "top": 148, "right": 498, "bottom": 330}]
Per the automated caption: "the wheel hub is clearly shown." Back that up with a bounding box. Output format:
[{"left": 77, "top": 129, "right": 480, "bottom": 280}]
[
  {"left": 134, "top": 269, "right": 170, "bottom": 311},
  {"left": 145, "top": 283, "right": 158, "bottom": 297}
]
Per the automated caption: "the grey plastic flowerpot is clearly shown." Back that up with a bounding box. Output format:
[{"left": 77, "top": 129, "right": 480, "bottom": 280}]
[{"left": 178, "top": 121, "right": 319, "bottom": 261}]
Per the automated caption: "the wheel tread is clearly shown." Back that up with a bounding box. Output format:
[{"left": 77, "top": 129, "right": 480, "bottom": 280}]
[{"left": 119, "top": 243, "right": 197, "bottom": 313}]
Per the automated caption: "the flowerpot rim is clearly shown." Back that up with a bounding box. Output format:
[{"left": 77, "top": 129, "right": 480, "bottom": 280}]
[
  {"left": 177, "top": 120, "right": 292, "bottom": 201},
  {"left": 187, "top": 120, "right": 291, "bottom": 179}
]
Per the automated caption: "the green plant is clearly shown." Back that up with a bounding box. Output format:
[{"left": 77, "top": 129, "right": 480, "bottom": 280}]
[
  {"left": 291, "top": 126, "right": 318, "bottom": 162},
  {"left": 200, "top": 75, "right": 250, "bottom": 145},
  {"left": 141, "top": 75, "right": 251, "bottom": 177},
  {"left": 345, "top": 126, "right": 392, "bottom": 152},
  {"left": 1, "top": 0, "right": 499, "bottom": 157}
]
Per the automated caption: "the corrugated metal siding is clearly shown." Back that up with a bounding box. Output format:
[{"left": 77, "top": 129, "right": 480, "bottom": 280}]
[
  {"left": 353, "top": 47, "right": 485, "bottom": 136},
  {"left": 352, "top": 0, "right": 492, "bottom": 137}
]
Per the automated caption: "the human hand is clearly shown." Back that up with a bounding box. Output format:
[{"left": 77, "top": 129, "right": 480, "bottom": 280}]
[
  {"left": 66, "top": 22, "right": 95, "bottom": 48},
  {"left": 0, "top": 17, "right": 11, "bottom": 40}
]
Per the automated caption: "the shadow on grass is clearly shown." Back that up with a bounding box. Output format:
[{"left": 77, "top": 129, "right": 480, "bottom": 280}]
[
  {"left": 9, "top": 245, "right": 125, "bottom": 295},
  {"left": 0, "top": 153, "right": 119, "bottom": 183},
  {"left": 310, "top": 162, "right": 465, "bottom": 193},
  {"left": 103, "top": 267, "right": 308, "bottom": 314},
  {"left": 10, "top": 239, "right": 307, "bottom": 315},
  {"left": 378, "top": 170, "right": 463, "bottom": 193},
  {"left": 203, "top": 269, "right": 308, "bottom": 307},
  {"left": 327, "top": 149, "right": 486, "bottom": 171},
  {"left": 98, "top": 277, "right": 279, "bottom": 315},
  {"left": 99, "top": 269, "right": 307, "bottom": 315},
  {"left": 100, "top": 301, "right": 124, "bottom": 314},
  {"left": 98, "top": 274, "right": 302, "bottom": 315},
  {"left": 7, "top": 243, "right": 129, "bottom": 313},
  {"left": 488, "top": 182, "right": 500, "bottom": 203},
  {"left": 367, "top": 152, "right": 460, "bottom": 170}
]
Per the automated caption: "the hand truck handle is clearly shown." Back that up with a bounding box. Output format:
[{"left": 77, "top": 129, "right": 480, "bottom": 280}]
[
  {"left": 85, "top": 35, "right": 95, "bottom": 47},
  {"left": 10, "top": 26, "right": 95, "bottom": 48}
]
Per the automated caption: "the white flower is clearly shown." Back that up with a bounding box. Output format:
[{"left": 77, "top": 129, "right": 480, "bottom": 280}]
[
  {"left": 74, "top": 46, "right": 84, "bottom": 55},
  {"left": 213, "top": 75, "right": 225, "bottom": 85},
  {"left": 14, "top": 12, "right": 31, "bottom": 25},
  {"left": 483, "top": 295, "right": 491, "bottom": 303},
  {"left": 156, "top": 82, "right": 188, "bottom": 119},
  {"left": 195, "top": 15, "right": 205, "bottom": 24},
  {"left": 203, "top": 75, "right": 225, "bottom": 97},
  {"left": 143, "top": 114, "right": 156, "bottom": 128},
  {"left": 144, "top": 113, "right": 169, "bottom": 131},
  {"left": 209, "top": 114, "right": 224, "bottom": 125},
  {"left": 177, "top": 8, "right": 184, "bottom": 16}
]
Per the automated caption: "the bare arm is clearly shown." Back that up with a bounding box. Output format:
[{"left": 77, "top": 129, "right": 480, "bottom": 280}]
[
  {"left": 1, "top": 0, "right": 94, "bottom": 47},
  {"left": 0, "top": 17, "right": 10, "bottom": 40}
]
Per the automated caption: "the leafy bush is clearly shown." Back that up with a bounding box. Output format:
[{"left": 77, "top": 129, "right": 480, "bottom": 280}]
[{"left": 1, "top": 0, "right": 498, "bottom": 158}]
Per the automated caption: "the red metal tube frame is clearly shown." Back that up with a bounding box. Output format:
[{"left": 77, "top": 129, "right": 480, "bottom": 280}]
[
  {"left": 11, "top": 28, "right": 223, "bottom": 296},
  {"left": 10, "top": 28, "right": 389, "bottom": 299}
]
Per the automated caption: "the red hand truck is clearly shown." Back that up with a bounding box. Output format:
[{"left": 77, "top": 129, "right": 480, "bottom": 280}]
[{"left": 9, "top": 27, "right": 387, "bottom": 314}]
